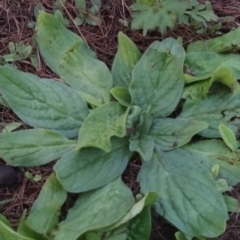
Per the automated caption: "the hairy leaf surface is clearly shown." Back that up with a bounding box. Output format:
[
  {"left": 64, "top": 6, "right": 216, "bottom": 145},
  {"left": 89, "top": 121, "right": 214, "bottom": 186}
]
[
  {"left": 54, "top": 178, "right": 134, "bottom": 240},
  {"left": 129, "top": 38, "right": 185, "bottom": 118},
  {"left": 36, "top": 11, "right": 95, "bottom": 74},
  {"left": 112, "top": 32, "right": 141, "bottom": 87},
  {"left": 185, "top": 52, "right": 240, "bottom": 82},
  {"left": 0, "top": 67, "right": 89, "bottom": 138},
  {"left": 126, "top": 207, "right": 152, "bottom": 240},
  {"left": 24, "top": 204, "right": 59, "bottom": 235},
  {"left": 30, "top": 173, "right": 67, "bottom": 214},
  {"left": 187, "top": 27, "right": 240, "bottom": 53},
  {"left": 139, "top": 148, "right": 228, "bottom": 237},
  {"left": 76, "top": 102, "right": 128, "bottom": 152},
  {"left": 106, "top": 192, "right": 157, "bottom": 230},
  {"left": 179, "top": 89, "right": 240, "bottom": 138},
  {"left": 0, "top": 129, "right": 76, "bottom": 166},
  {"left": 149, "top": 118, "right": 207, "bottom": 150},
  {"left": 37, "top": 11, "right": 112, "bottom": 105},
  {"left": 18, "top": 174, "right": 67, "bottom": 237},
  {"left": 17, "top": 222, "right": 50, "bottom": 240},
  {"left": 183, "top": 139, "right": 240, "bottom": 186},
  {"left": 54, "top": 138, "right": 132, "bottom": 192},
  {"left": 183, "top": 52, "right": 240, "bottom": 99},
  {"left": 58, "top": 51, "right": 112, "bottom": 105},
  {"left": 183, "top": 68, "right": 240, "bottom": 100},
  {"left": 0, "top": 220, "right": 33, "bottom": 240}
]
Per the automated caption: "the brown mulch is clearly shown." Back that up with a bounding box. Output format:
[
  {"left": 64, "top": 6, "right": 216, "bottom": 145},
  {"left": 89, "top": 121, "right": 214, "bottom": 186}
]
[{"left": 1, "top": 0, "right": 240, "bottom": 239}]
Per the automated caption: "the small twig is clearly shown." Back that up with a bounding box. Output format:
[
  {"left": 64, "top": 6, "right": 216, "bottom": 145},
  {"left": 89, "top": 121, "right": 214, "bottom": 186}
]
[
  {"left": 121, "top": 0, "right": 126, "bottom": 19},
  {"left": 59, "top": 0, "right": 89, "bottom": 47}
]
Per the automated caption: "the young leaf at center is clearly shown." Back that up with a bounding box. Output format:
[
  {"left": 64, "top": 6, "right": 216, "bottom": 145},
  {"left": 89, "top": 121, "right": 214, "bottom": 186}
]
[
  {"left": 129, "top": 38, "right": 185, "bottom": 118},
  {"left": 76, "top": 102, "right": 128, "bottom": 152}
]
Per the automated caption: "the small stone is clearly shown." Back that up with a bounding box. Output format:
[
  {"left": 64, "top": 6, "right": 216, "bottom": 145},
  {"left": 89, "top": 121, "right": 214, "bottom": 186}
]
[{"left": 0, "top": 165, "right": 23, "bottom": 188}]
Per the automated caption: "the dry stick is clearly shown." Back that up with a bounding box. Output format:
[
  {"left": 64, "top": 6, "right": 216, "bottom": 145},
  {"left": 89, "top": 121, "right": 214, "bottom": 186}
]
[
  {"left": 122, "top": 0, "right": 132, "bottom": 17},
  {"left": 77, "top": 8, "right": 104, "bottom": 36},
  {"left": 121, "top": 0, "right": 126, "bottom": 19},
  {"left": 59, "top": 0, "right": 89, "bottom": 46},
  {"left": 77, "top": 8, "right": 102, "bottom": 25}
]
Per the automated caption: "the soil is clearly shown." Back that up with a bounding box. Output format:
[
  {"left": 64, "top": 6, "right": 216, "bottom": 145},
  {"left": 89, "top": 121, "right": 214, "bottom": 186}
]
[{"left": 1, "top": 0, "right": 240, "bottom": 239}]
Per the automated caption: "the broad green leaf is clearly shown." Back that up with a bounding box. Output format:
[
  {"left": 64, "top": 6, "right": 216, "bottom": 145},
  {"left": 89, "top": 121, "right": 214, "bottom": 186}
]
[
  {"left": 17, "top": 222, "right": 50, "bottom": 240},
  {"left": 103, "top": 225, "right": 127, "bottom": 240},
  {"left": 54, "top": 138, "right": 132, "bottom": 192},
  {"left": 0, "top": 215, "right": 11, "bottom": 229},
  {"left": 0, "top": 220, "right": 33, "bottom": 240},
  {"left": 36, "top": 11, "right": 111, "bottom": 105},
  {"left": 54, "top": 177, "right": 135, "bottom": 240},
  {"left": 149, "top": 118, "right": 208, "bottom": 150},
  {"left": 219, "top": 124, "right": 238, "bottom": 152},
  {"left": 91, "top": 193, "right": 156, "bottom": 240},
  {"left": 0, "top": 129, "right": 76, "bottom": 166},
  {"left": 183, "top": 139, "right": 240, "bottom": 186},
  {"left": 184, "top": 52, "right": 240, "bottom": 82},
  {"left": 129, "top": 135, "right": 154, "bottom": 161},
  {"left": 36, "top": 11, "right": 95, "bottom": 74},
  {"left": 183, "top": 52, "right": 240, "bottom": 99},
  {"left": 0, "top": 95, "right": 9, "bottom": 108},
  {"left": 175, "top": 231, "right": 192, "bottom": 240},
  {"left": 187, "top": 27, "right": 240, "bottom": 53},
  {"left": 0, "top": 67, "right": 89, "bottom": 138},
  {"left": 111, "top": 32, "right": 141, "bottom": 87},
  {"left": 58, "top": 51, "right": 113, "bottom": 105},
  {"left": 84, "top": 232, "right": 102, "bottom": 240},
  {"left": 106, "top": 192, "right": 157, "bottom": 229},
  {"left": 18, "top": 174, "right": 66, "bottom": 239},
  {"left": 30, "top": 173, "right": 67, "bottom": 214},
  {"left": 129, "top": 38, "right": 185, "bottom": 118},
  {"left": 126, "top": 207, "right": 152, "bottom": 240},
  {"left": 106, "top": 235, "right": 126, "bottom": 240},
  {"left": 76, "top": 102, "right": 128, "bottom": 152},
  {"left": 110, "top": 87, "right": 131, "bottom": 107},
  {"left": 139, "top": 148, "right": 228, "bottom": 237},
  {"left": 182, "top": 77, "right": 212, "bottom": 100},
  {"left": 223, "top": 195, "right": 240, "bottom": 212},
  {"left": 25, "top": 204, "right": 59, "bottom": 235},
  {"left": 183, "top": 68, "right": 240, "bottom": 100},
  {"left": 179, "top": 89, "right": 240, "bottom": 138}
]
